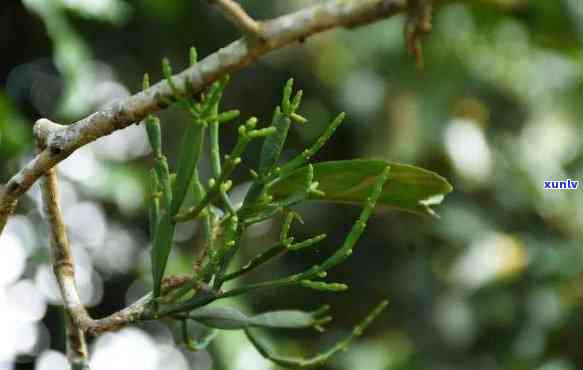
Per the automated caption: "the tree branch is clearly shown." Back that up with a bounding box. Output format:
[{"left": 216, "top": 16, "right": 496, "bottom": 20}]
[
  {"left": 36, "top": 119, "right": 91, "bottom": 369},
  {"left": 0, "top": 0, "right": 408, "bottom": 234},
  {"left": 208, "top": 0, "right": 262, "bottom": 38}
]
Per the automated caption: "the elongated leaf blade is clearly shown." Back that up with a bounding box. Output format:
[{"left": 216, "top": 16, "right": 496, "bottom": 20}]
[
  {"left": 251, "top": 310, "right": 317, "bottom": 329},
  {"left": 189, "top": 307, "right": 320, "bottom": 330},
  {"left": 268, "top": 159, "right": 452, "bottom": 216},
  {"left": 171, "top": 123, "right": 204, "bottom": 215},
  {"left": 259, "top": 108, "right": 291, "bottom": 177},
  {"left": 151, "top": 213, "right": 175, "bottom": 297}
]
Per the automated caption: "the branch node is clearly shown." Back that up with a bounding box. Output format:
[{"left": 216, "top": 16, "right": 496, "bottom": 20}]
[{"left": 34, "top": 118, "right": 66, "bottom": 152}]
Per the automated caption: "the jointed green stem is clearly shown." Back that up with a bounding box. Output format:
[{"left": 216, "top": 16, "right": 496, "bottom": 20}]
[
  {"left": 174, "top": 123, "right": 275, "bottom": 223},
  {"left": 244, "top": 300, "right": 389, "bottom": 368},
  {"left": 212, "top": 165, "right": 390, "bottom": 298},
  {"left": 276, "top": 112, "right": 346, "bottom": 178}
]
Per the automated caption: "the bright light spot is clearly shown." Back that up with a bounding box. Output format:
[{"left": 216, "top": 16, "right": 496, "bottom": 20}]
[
  {"left": 35, "top": 265, "right": 62, "bottom": 304},
  {"left": 234, "top": 347, "right": 271, "bottom": 370},
  {"left": 444, "top": 118, "right": 492, "bottom": 184},
  {"left": 155, "top": 345, "right": 188, "bottom": 370},
  {"left": 70, "top": 246, "right": 94, "bottom": 287},
  {"left": 0, "top": 216, "right": 36, "bottom": 254},
  {"left": 92, "top": 124, "right": 150, "bottom": 161},
  {"left": 433, "top": 295, "right": 476, "bottom": 348},
  {"left": 80, "top": 270, "right": 103, "bottom": 307},
  {"left": 537, "top": 358, "right": 575, "bottom": 370},
  {"left": 59, "top": 146, "right": 103, "bottom": 184},
  {"left": 520, "top": 114, "right": 578, "bottom": 170},
  {"left": 112, "top": 175, "right": 144, "bottom": 214},
  {"left": 93, "top": 226, "right": 137, "bottom": 274},
  {"left": 59, "top": 0, "right": 129, "bottom": 23},
  {"left": 452, "top": 232, "right": 527, "bottom": 290},
  {"left": 338, "top": 340, "right": 389, "bottom": 370},
  {"left": 35, "top": 350, "right": 71, "bottom": 370},
  {"left": 0, "top": 309, "right": 38, "bottom": 360},
  {"left": 340, "top": 71, "right": 385, "bottom": 119},
  {"left": 64, "top": 202, "right": 107, "bottom": 248},
  {"left": 90, "top": 328, "right": 159, "bottom": 370},
  {"left": 0, "top": 233, "right": 27, "bottom": 287},
  {"left": 6, "top": 279, "right": 47, "bottom": 322}
]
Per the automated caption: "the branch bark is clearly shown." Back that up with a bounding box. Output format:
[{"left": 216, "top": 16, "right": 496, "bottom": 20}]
[
  {"left": 36, "top": 120, "right": 91, "bottom": 369},
  {"left": 209, "top": 0, "right": 262, "bottom": 38},
  {"left": 0, "top": 0, "right": 409, "bottom": 234}
]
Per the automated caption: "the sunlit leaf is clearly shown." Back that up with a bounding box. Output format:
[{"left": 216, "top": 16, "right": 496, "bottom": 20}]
[{"left": 268, "top": 159, "right": 452, "bottom": 216}]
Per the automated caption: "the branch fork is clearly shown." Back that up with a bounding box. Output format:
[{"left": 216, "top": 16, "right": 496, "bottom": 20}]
[{"left": 208, "top": 0, "right": 264, "bottom": 40}]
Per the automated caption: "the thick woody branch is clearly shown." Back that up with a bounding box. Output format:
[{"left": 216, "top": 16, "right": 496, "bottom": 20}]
[
  {"left": 209, "top": 0, "right": 262, "bottom": 38},
  {"left": 0, "top": 0, "right": 408, "bottom": 234}
]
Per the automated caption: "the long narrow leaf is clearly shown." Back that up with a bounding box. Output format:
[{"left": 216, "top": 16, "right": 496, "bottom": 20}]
[
  {"left": 258, "top": 107, "right": 291, "bottom": 177},
  {"left": 268, "top": 159, "right": 452, "bottom": 216},
  {"left": 171, "top": 122, "right": 205, "bottom": 215},
  {"left": 189, "top": 306, "right": 327, "bottom": 331}
]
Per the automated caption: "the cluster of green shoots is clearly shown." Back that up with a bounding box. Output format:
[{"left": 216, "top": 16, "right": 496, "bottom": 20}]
[{"left": 143, "top": 47, "right": 390, "bottom": 368}]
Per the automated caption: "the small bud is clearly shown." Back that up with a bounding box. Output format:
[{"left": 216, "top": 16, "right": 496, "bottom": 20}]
[
  {"left": 246, "top": 117, "right": 258, "bottom": 129},
  {"left": 142, "top": 73, "right": 150, "bottom": 90},
  {"left": 220, "top": 180, "right": 233, "bottom": 192},
  {"left": 290, "top": 112, "right": 307, "bottom": 124},
  {"left": 162, "top": 58, "right": 173, "bottom": 80},
  {"left": 290, "top": 90, "right": 303, "bottom": 112},
  {"left": 300, "top": 280, "right": 348, "bottom": 292},
  {"left": 189, "top": 46, "right": 198, "bottom": 66},
  {"left": 217, "top": 110, "right": 240, "bottom": 123},
  {"left": 282, "top": 78, "right": 294, "bottom": 113}
]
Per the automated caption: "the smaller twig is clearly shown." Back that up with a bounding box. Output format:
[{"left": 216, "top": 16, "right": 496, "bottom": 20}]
[
  {"left": 404, "top": 0, "right": 434, "bottom": 69},
  {"left": 174, "top": 121, "right": 275, "bottom": 223},
  {"left": 36, "top": 119, "right": 91, "bottom": 369},
  {"left": 208, "top": 0, "right": 263, "bottom": 39}
]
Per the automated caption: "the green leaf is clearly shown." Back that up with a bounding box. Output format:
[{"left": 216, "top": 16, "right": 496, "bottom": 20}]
[
  {"left": 171, "top": 122, "right": 204, "bottom": 215},
  {"left": 145, "top": 116, "right": 162, "bottom": 158},
  {"left": 258, "top": 107, "right": 291, "bottom": 177},
  {"left": 151, "top": 213, "right": 176, "bottom": 297},
  {"left": 268, "top": 160, "right": 452, "bottom": 216},
  {"left": 189, "top": 306, "right": 328, "bottom": 331}
]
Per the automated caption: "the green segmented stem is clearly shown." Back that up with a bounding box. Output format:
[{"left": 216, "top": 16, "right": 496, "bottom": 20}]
[
  {"left": 244, "top": 300, "right": 388, "bottom": 368},
  {"left": 220, "top": 233, "right": 326, "bottom": 283},
  {"left": 277, "top": 112, "right": 346, "bottom": 177},
  {"left": 174, "top": 124, "right": 276, "bottom": 223},
  {"left": 220, "top": 241, "right": 287, "bottom": 283},
  {"left": 299, "top": 280, "right": 348, "bottom": 292},
  {"left": 213, "top": 165, "right": 390, "bottom": 298}
]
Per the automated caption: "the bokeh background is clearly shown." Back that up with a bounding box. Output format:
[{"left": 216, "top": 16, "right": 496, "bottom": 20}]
[{"left": 2, "top": 0, "right": 583, "bottom": 369}]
